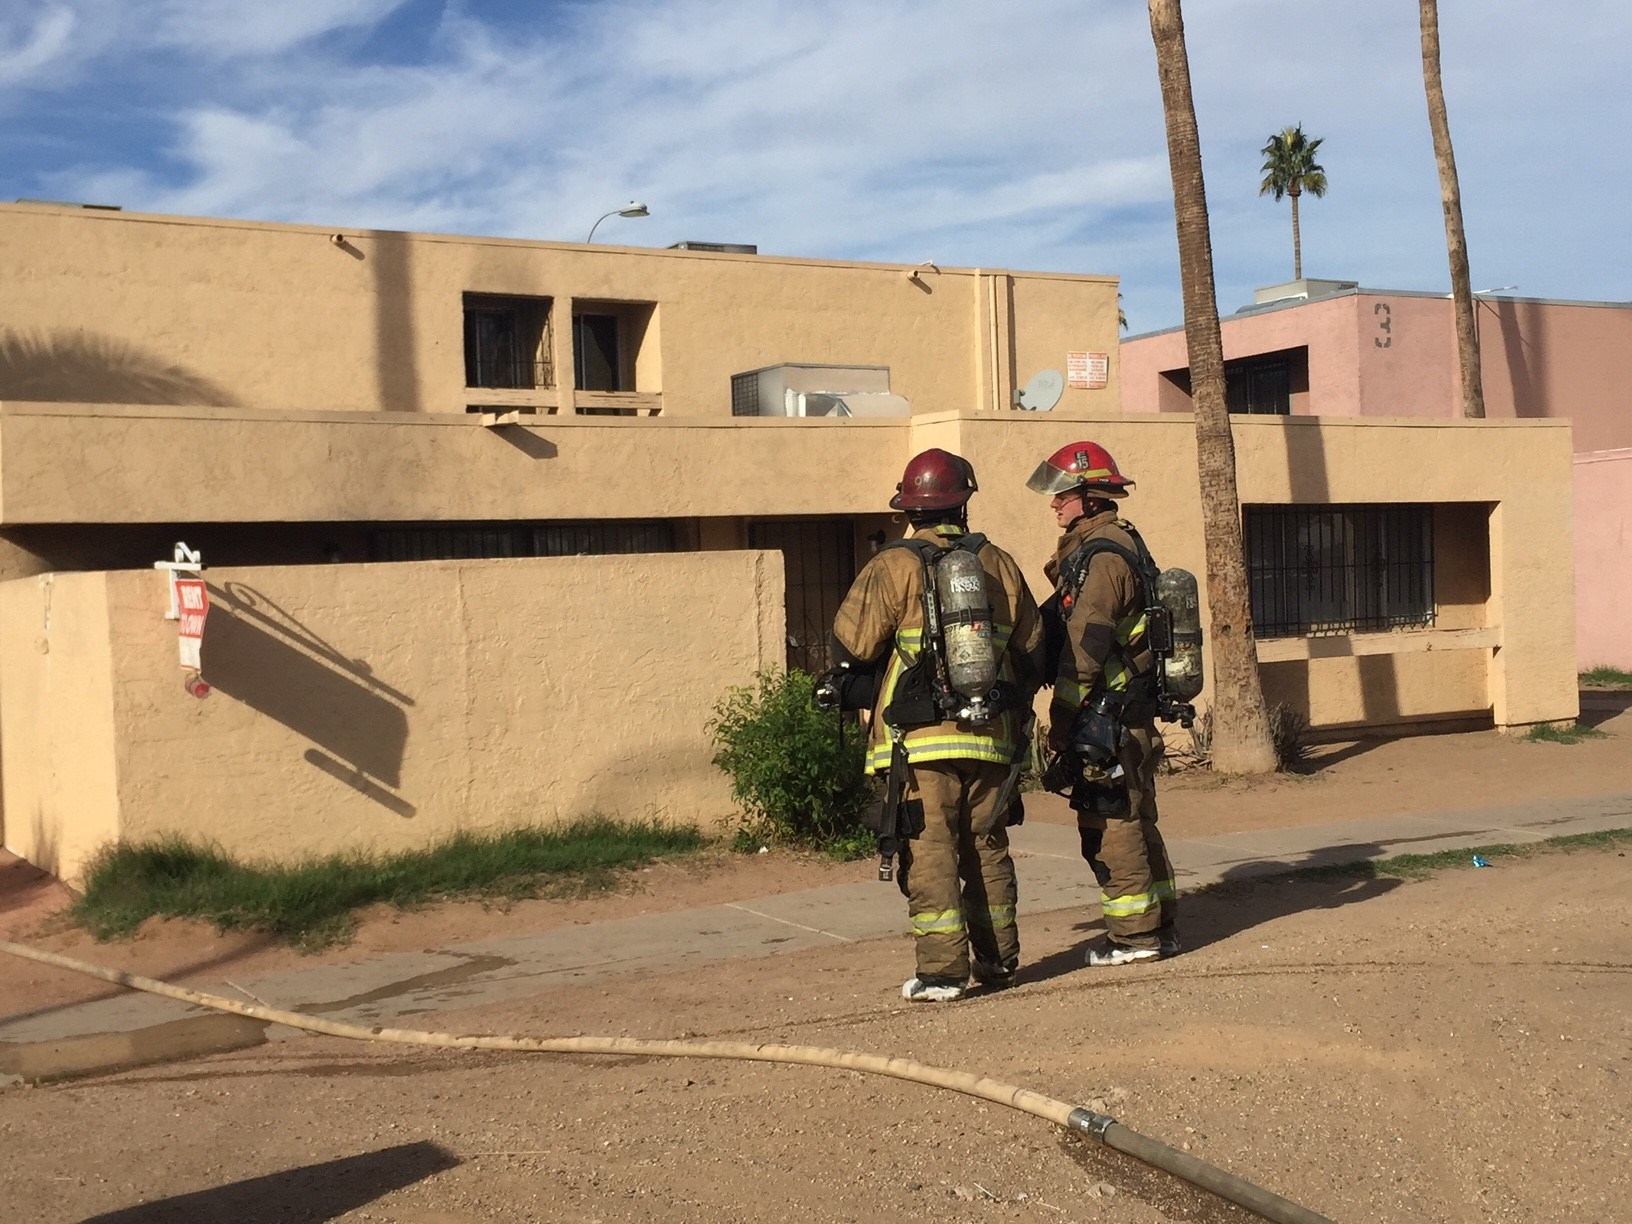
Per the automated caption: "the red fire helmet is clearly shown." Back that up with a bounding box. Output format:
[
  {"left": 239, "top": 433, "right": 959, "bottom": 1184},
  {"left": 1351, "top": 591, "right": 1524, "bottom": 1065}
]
[
  {"left": 890, "top": 448, "right": 978, "bottom": 511},
  {"left": 1025, "top": 440, "right": 1135, "bottom": 499}
]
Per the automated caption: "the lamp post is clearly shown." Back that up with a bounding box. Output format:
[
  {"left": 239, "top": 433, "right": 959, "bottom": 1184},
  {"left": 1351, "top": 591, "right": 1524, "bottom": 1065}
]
[{"left": 586, "top": 202, "right": 650, "bottom": 243}]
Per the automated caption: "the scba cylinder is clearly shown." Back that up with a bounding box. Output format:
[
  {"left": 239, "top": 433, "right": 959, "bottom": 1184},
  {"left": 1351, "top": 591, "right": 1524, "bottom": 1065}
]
[
  {"left": 935, "top": 549, "right": 997, "bottom": 701},
  {"left": 1155, "top": 567, "right": 1203, "bottom": 700}
]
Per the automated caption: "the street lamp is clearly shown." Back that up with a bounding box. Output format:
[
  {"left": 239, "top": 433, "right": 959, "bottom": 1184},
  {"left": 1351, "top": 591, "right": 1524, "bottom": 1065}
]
[{"left": 586, "top": 202, "right": 650, "bottom": 243}]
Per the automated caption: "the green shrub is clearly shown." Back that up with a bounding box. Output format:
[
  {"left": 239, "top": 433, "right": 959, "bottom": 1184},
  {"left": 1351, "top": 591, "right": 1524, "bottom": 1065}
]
[{"left": 709, "top": 668, "right": 873, "bottom": 854}]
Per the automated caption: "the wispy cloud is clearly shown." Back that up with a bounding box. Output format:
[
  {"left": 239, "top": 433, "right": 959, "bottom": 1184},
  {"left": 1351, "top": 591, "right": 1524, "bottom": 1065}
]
[{"left": 0, "top": 6, "right": 82, "bottom": 87}]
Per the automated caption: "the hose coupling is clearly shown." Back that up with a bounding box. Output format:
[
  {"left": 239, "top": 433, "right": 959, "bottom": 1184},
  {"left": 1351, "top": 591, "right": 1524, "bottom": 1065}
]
[{"left": 1066, "top": 1106, "right": 1116, "bottom": 1141}]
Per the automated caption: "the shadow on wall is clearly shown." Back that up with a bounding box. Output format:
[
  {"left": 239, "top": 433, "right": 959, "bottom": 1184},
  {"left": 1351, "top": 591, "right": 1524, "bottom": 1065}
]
[
  {"left": 204, "top": 584, "right": 415, "bottom": 816},
  {"left": 0, "top": 328, "right": 238, "bottom": 406},
  {"left": 81, "top": 1142, "right": 460, "bottom": 1223},
  {"left": 1488, "top": 300, "right": 1544, "bottom": 418}
]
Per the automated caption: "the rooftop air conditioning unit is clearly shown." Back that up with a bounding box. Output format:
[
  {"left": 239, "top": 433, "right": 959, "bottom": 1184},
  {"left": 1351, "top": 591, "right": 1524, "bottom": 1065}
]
[
  {"left": 669, "top": 241, "right": 759, "bottom": 254},
  {"left": 730, "top": 363, "right": 904, "bottom": 417},
  {"left": 786, "top": 391, "right": 910, "bottom": 418}
]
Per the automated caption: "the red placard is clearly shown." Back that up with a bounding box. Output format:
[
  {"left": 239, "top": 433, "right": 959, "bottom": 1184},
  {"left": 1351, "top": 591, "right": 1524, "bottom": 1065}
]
[{"left": 176, "top": 577, "right": 209, "bottom": 669}]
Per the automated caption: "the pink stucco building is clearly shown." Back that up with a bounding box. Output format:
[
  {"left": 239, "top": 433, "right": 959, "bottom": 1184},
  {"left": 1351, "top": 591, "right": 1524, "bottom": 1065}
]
[{"left": 1121, "top": 282, "right": 1632, "bottom": 669}]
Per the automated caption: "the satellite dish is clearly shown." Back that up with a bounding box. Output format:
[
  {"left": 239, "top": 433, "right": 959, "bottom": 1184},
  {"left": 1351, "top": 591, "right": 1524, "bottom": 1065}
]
[{"left": 1017, "top": 369, "right": 1064, "bottom": 412}]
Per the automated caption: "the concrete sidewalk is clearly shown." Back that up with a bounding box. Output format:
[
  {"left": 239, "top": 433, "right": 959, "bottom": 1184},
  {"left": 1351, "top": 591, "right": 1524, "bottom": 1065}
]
[{"left": 3, "top": 789, "right": 1628, "bottom": 1066}]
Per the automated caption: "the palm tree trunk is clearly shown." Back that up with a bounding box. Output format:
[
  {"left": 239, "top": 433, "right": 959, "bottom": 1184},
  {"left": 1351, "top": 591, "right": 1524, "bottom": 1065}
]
[
  {"left": 1146, "top": 0, "right": 1277, "bottom": 774},
  {"left": 1290, "top": 187, "right": 1302, "bottom": 281},
  {"left": 1419, "top": 0, "right": 1484, "bottom": 418}
]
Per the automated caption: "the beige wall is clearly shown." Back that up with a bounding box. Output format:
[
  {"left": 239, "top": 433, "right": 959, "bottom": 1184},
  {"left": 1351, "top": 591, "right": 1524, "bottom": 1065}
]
[
  {"left": 915, "top": 412, "right": 1575, "bottom": 735},
  {"left": 3, "top": 552, "right": 785, "bottom": 881},
  {"left": 0, "top": 203, "right": 1119, "bottom": 423},
  {"left": 0, "top": 414, "right": 1579, "bottom": 877},
  {"left": 0, "top": 405, "right": 912, "bottom": 526},
  {"left": 0, "top": 573, "right": 122, "bottom": 876}
]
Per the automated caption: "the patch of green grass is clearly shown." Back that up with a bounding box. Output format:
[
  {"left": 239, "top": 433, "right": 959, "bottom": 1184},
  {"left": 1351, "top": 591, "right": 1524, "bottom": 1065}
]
[
  {"left": 1202, "top": 827, "right": 1632, "bottom": 893},
  {"left": 1523, "top": 721, "right": 1608, "bottom": 745},
  {"left": 71, "top": 816, "right": 706, "bottom": 952},
  {"left": 1581, "top": 666, "right": 1632, "bottom": 689}
]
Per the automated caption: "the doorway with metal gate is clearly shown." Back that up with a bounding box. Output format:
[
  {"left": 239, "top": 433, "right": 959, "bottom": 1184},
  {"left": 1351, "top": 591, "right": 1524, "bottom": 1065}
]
[{"left": 747, "top": 519, "right": 857, "bottom": 674}]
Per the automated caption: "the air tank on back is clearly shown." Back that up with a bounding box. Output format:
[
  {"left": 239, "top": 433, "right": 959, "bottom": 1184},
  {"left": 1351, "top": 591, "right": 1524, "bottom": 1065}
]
[
  {"left": 1155, "top": 567, "right": 1203, "bottom": 700},
  {"left": 935, "top": 548, "right": 997, "bottom": 715}
]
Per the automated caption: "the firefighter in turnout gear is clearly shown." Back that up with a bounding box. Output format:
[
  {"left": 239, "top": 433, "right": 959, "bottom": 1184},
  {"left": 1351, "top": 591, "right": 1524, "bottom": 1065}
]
[
  {"left": 828, "top": 449, "right": 1044, "bottom": 1002},
  {"left": 1028, "top": 441, "right": 1180, "bottom": 966}
]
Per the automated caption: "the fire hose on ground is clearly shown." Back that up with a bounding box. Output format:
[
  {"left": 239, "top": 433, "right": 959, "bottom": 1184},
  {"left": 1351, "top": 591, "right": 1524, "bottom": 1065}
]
[{"left": 0, "top": 940, "right": 1332, "bottom": 1224}]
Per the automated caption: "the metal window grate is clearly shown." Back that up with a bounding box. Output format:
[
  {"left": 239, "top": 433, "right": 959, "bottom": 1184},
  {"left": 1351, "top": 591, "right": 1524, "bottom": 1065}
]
[
  {"left": 1226, "top": 354, "right": 1291, "bottom": 415},
  {"left": 748, "top": 519, "right": 857, "bottom": 674},
  {"left": 369, "top": 521, "right": 675, "bottom": 563},
  {"left": 1245, "top": 505, "right": 1434, "bottom": 638},
  {"left": 534, "top": 521, "right": 675, "bottom": 556},
  {"left": 731, "top": 371, "right": 760, "bottom": 417},
  {"left": 371, "top": 528, "right": 519, "bottom": 562}
]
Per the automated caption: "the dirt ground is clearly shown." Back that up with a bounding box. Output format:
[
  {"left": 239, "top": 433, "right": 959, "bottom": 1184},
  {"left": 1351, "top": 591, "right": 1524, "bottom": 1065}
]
[
  {"left": 1, "top": 847, "right": 1628, "bottom": 1223},
  {"left": 1, "top": 696, "right": 1629, "bottom": 1222}
]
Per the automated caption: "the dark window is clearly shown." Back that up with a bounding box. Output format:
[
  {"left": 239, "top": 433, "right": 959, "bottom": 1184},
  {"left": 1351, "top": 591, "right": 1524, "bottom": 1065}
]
[
  {"left": 463, "top": 294, "right": 553, "bottom": 389},
  {"left": 748, "top": 519, "right": 857, "bottom": 674},
  {"left": 533, "top": 521, "right": 675, "bottom": 556},
  {"left": 1226, "top": 353, "right": 1291, "bottom": 415},
  {"left": 1158, "top": 345, "right": 1308, "bottom": 415},
  {"left": 371, "top": 526, "right": 519, "bottom": 562},
  {"left": 1245, "top": 505, "right": 1434, "bottom": 638},
  {"left": 574, "top": 314, "right": 623, "bottom": 391},
  {"left": 369, "top": 520, "right": 674, "bottom": 563}
]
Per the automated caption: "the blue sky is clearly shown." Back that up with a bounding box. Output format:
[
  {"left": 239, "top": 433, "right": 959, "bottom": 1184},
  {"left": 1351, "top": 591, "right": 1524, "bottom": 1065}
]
[{"left": 4, "top": 0, "right": 1627, "bottom": 333}]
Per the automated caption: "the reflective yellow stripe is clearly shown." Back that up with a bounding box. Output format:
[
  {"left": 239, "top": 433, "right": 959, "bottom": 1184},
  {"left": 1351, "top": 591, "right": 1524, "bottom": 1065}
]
[
  {"left": 1057, "top": 608, "right": 1149, "bottom": 700},
  {"left": 969, "top": 904, "right": 1016, "bottom": 931},
  {"left": 868, "top": 612, "right": 1022, "bottom": 773},
  {"left": 1153, "top": 878, "right": 1176, "bottom": 900},
  {"left": 911, "top": 909, "right": 965, "bottom": 936},
  {"left": 1101, "top": 890, "right": 1163, "bottom": 918},
  {"left": 868, "top": 733, "right": 1020, "bottom": 771}
]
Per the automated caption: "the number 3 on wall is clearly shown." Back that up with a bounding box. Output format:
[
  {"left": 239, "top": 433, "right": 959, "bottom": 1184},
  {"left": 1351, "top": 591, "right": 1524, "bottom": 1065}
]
[{"left": 1374, "top": 302, "right": 1392, "bottom": 348}]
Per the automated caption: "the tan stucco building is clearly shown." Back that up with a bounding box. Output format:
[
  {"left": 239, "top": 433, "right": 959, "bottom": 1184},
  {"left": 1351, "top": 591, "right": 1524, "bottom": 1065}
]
[{"left": 0, "top": 205, "right": 1580, "bottom": 879}]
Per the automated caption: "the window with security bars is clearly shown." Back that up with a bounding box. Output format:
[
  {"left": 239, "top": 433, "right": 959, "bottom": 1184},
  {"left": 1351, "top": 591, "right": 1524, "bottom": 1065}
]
[
  {"left": 369, "top": 521, "right": 674, "bottom": 563},
  {"left": 1226, "top": 353, "right": 1292, "bottom": 415},
  {"left": 748, "top": 519, "right": 856, "bottom": 674},
  {"left": 1245, "top": 505, "right": 1434, "bottom": 638},
  {"left": 463, "top": 294, "right": 553, "bottom": 389},
  {"left": 533, "top": 521, "right": 675, "bottom": 556}
]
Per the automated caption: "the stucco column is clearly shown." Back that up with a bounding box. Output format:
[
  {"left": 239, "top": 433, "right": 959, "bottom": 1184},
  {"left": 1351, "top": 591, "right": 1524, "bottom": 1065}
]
[
  {"left": 553, "top": 295, "right": 577, "bottom": 416},
  {"left": 1487, "top": 487, "right": 1579, "bottom": 731}
]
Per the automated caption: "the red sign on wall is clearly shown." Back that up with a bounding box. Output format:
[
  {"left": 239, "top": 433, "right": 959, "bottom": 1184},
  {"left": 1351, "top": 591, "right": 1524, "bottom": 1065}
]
[{"left": 176, "top": 577, "right": 209, "bottom": 669}]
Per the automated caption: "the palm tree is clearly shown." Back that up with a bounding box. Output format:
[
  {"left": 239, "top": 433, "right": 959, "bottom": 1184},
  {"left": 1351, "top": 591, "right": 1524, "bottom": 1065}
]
[
  {"left": 1258, "top": 124, "right": 1328, "bottom": 282},
  {"left": 1419, "top": 0, "right": 1484, "bottom": 418},
  {"left": 1146, "top": 0, "right": 1278, "bottom": 775}
]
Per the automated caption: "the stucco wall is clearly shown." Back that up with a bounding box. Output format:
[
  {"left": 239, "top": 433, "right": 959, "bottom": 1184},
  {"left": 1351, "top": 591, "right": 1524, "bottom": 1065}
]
[
  {"left": 0, "top": 573, "right": 122, "bottom": 875},
  {"left": 0, "top": 405, "right": 912, "bottom": 526},
  {"left": 1574, "top": 449, "right": 1632, "bottom": 669},
  {"left": 0, "top": 204, "right": 1119, "bottom": 423},
  {"left": 2, "top": 552, "right": 785, "bottom": 880},
  {"left": 1122, "top": 291, "right": 1632, "bottom": 453},
  {"left": 924, "top": 413, "right": 1575, "bottom": 734},
  {"left": 1479, "top": 302, "right": 1632, "bottom": 452}
]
